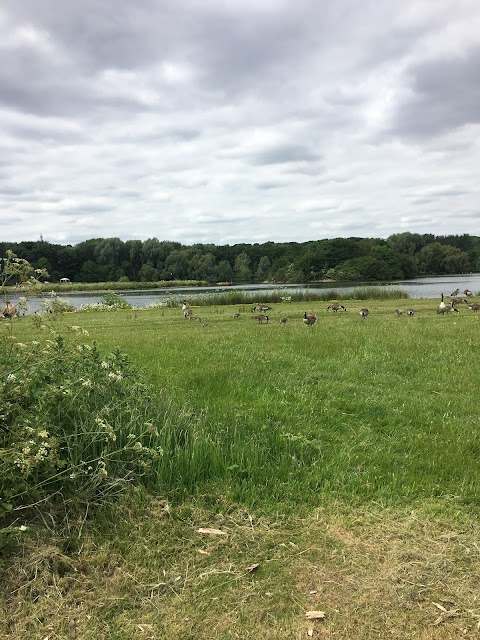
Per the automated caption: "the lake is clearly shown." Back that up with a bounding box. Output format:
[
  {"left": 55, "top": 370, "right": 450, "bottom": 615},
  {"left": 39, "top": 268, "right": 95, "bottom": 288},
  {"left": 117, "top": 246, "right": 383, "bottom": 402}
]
[{"left": 7, "top": 273, "right": 480, "bottom": 314}]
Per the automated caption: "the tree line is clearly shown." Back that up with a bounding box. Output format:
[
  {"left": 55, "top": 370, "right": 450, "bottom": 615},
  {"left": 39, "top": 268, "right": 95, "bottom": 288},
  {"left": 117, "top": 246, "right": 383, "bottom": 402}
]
[{"left": 1, "top": 232, "right": 479, "bottom": 284}]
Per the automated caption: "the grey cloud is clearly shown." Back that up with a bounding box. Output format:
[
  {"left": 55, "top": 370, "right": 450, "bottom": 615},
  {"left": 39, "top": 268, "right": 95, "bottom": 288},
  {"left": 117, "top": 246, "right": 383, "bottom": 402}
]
[
  {"left": 250, "top": 144, "right": 320, "bottom": 166},
  {"left": 256, "top": 182, "right": 284, "bottom": 190},
  {"left": 390, "top": 47, "right": 480, "bottom": 138}
]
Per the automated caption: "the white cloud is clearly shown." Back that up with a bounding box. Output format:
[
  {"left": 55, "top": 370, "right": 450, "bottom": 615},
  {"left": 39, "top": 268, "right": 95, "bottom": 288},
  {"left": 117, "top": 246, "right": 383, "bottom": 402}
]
[{"left": 0, "top": 0, "right": 480, "bottom": 245}]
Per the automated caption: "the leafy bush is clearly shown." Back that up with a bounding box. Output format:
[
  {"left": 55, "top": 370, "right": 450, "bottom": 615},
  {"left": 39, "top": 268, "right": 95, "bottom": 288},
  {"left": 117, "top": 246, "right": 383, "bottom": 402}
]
[
  {"left": 40, "top": 295, "right": 76, "bottom": 314},
  {"left": 100, "top": 291, "right": 132, "bottom": 309},
  {"left": 0, "top": 330, "right": 167, "bottom": 556}
]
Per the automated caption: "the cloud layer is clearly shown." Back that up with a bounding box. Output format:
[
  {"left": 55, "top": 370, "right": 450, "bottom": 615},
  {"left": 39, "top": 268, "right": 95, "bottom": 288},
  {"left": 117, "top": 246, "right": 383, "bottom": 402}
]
[{"left": 1, "top": 0, "right": 480, "bottom": 245}]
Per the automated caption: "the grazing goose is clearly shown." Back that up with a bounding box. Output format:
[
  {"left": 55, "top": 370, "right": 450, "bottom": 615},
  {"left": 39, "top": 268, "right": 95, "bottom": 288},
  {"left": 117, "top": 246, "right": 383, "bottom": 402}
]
[
  {"left": 233, "top": 313, "right": 241, "bottom": 319},
  {"left": 252, "top": 303, "right": 272, "bottom": 312},
  {"left": 464, "top": 289, "right": 474, "bottom": 296},
  {"left": 279, "top": 317, "right": 289, "bottom": 325},
  {"left": 451, "top": 298, "right": 468, "bottom": 306},
  {"left": 444, "top": 305, "right": 459, "bottom": 314},
  {"left": 394, "top": 309, "right": 404, "bottom": 317},
  {"left": 450, "top": 288, "right": 460, "bottom": 297},
  {"left": 183, "top": 308, "right": 194, "bottom": 319},
  {"left": 406, "top": 309, "right": 415, "bottom": 317},
  {"left": 252, "top": 314, "right": 269, "bottom": 323},
  {"left": 327, "top": 303, "right": 346, "bottom": 312},
  {"left": 359, "top": 308, "right": 369, "bottom": 319},
  {"left": 468, "top": 303, "right": 480, "bottom": 312},
  {"left": 303, "top": 311, "right": 318, "bottom": 326}
]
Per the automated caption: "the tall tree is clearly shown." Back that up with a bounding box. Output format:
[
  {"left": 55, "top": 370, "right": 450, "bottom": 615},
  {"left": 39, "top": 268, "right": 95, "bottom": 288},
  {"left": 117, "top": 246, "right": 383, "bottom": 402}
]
[{"left": 234, "top": 251, "right": 252, "bottom": 281}]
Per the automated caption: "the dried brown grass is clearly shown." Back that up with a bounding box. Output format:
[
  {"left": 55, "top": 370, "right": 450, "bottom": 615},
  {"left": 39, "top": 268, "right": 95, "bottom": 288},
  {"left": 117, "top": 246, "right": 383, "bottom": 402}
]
[{"left": 2, "top": 497, "right": 480, "bottom": 639}]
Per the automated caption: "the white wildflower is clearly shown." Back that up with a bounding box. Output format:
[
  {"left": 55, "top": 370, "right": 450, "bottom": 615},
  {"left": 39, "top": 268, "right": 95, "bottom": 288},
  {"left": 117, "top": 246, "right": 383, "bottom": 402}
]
[
  {"left": 101, "top": 361, "right": 109, "bottom": 369},
  {"left": 7, "top": 373, "right": 17, "bottom": 382},
  {"left": 19, "top": 525, "right": 28, "bottom": 532},
  {"left": 38, "top": 430, "right": 49, "bottom": 439}
]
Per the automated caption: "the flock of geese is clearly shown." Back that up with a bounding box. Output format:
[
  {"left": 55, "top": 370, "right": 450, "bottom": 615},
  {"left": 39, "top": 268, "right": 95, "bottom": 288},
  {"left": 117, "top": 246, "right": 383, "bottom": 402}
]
[{"left": 181, "top": 288, "right": 479, "bottom": 326}]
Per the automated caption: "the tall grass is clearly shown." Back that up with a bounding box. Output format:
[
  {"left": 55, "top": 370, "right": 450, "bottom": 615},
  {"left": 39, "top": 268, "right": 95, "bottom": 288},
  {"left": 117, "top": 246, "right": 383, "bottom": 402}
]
[
  {"left": 5, "top": 279, "right": 208, "bottom": 294},
  {"left": 165, "top": 286, "right": 410, "bottom": 307},
  {"left": 9, "top": 298, "right": 480, "bottom": 511}
]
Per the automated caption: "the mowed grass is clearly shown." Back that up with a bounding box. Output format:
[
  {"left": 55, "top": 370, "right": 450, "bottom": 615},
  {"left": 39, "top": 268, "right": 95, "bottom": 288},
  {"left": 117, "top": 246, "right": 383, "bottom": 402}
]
[{"left": 4, "top": 298, "right": 480, "bottom": 639}]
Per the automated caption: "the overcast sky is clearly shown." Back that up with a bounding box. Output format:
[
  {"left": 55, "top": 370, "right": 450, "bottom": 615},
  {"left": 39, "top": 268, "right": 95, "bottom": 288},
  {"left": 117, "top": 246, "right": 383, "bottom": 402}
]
[{"left": 1, "top": 0, "right": 479, "bottom": 246}]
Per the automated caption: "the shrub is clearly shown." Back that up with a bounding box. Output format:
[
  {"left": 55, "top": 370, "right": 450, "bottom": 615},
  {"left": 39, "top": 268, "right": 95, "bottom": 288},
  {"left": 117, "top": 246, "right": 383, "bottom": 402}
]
[
  {"left": 100, "top": 291, "right": 132, "bottom": 309},
  {"left": 0, "top": 331, "right": 166, "bottom": 556},
  {"left": 40, "top": 295, "right": 76, "bottom": 314}
]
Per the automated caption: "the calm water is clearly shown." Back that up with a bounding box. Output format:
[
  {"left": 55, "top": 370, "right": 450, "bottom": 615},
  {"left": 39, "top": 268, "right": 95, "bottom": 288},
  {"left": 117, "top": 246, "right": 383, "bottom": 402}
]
[{"left": 9, "top": 273, "right": 480, "bottom": 314}]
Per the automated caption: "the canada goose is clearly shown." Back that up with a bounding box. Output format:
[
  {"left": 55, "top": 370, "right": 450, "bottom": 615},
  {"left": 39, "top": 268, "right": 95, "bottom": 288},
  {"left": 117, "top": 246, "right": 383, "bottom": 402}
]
[
  {"left": 252, "top": 314, "right": 269, "bottom": 323},
  {"left": 468, "top": 303, "right": 480, "bottom": 312},
  {"left": 327, "top": 303, "right": 346, "bottom": 312},
  {"left": 182, "top": 301, "right": 189, "bottom": 311},
  {"left": 450, "top": 289, "right": 460, "bottom": 297},
  {"left": 464, "top": 289, "right": 474, "bottom": 296},
  {"left": 406, "top": 309, "right": 414, "bottom": 317},
  {"left": 437, "top": 293, "right": 447, "bottom": 314},
  {"left": 394, "top": 309, "right": 404, "bottom": 317},
  {"left": 303, "top": 311, "right": 317, "bottom": 326},
  {"left": 444, "top": 306, "right": 459, "bottom": 314},
  {"left": 359, "top": 308, "right": 369, "bottom": 319},
  {"left": 279, "top": 317, "right": 289, "bottom": 325},
  {"left": 252, "top": 303, "right": 272, "bottom": 312},
  {"left": 451, "top": 298, "right": 468, "bottom": 306},
  {"left": 183, "top": 308, "right": 194, "bottom": 319},
  {"left": 233, "top": 313, "right": 241, "bottom": 319}
]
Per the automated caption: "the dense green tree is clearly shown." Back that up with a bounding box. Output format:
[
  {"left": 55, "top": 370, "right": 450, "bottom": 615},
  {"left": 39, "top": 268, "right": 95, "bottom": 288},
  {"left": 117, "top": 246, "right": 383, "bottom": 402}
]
[
  {"left": 387, "top": 232, "right": 425, "bottom": 255},
  {"left": 416, "top": 243, "right": 470, "bottom": 275},
  {"left": 255, "top": 256, "right": 271, "bottom": 282},
  {"left": 164, "top": 250, "right": 189, "bottom": 279},
  {"left": 215, "top": 260, "right": 234, "bottom": 282},
  {"left": 234, "top": 251, "right": 252, "bottom": 281}
]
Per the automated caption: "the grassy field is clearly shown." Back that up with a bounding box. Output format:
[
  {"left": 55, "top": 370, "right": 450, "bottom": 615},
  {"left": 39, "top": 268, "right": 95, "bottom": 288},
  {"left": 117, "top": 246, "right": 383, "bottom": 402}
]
[{"left": 2, "top": 298, "right": 480, "bottom": 638}]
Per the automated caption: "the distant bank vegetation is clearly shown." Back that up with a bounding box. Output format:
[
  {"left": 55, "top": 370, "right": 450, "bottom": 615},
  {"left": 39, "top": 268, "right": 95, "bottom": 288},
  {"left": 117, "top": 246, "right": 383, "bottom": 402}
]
[{"left": 1, "top": 232, "right": 479, "bottom": 285}]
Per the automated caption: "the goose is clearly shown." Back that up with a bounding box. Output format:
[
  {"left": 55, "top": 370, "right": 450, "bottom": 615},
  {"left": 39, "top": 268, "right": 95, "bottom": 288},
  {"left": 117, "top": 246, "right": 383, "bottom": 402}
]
[
  {"left": 406, "top": 309, "right": 415, "bottom": 317},
  {"left": 303, "top": 311, "right": 318, "bottom": 326},
  {"left": 183, "top": 308, "right": 194, "bottom": 319},
  {"left": 468, "top": 303, "right": 480, "bottom": 312},
  {"left": 233, "top": 313, "right": 241, "bottom": 319},
  {"left": 279, "top": 317, "right": 289, "bottom": 325},
  {"left": 394, "top": 309, "right": 404, "bottom": 317},
  {"left": 450, "top": 288, "right": 460, "bottom": 297},
  {"left": 464, "top": 289, "right": 474, "bottom": 297},
  {"left": 252, "top": 303, "right": 272, "bottom": 312},
  {"left": 327, "top": 303, "right": 346, "bottom": 312},
  {"left": 444, "top": 305, "right": 459, "bottom": 314},
  {"left": 451, "top": 298, "right": 468, "bottom": 306},
  {"left": 252, "top": 314, "right": 269, "bottom": 323},
  {"left": 437, "top": 293, "right": 447, "bottom": 315},
  {"left": 359, "top": 308, "right": 369, "bottom": 319}
]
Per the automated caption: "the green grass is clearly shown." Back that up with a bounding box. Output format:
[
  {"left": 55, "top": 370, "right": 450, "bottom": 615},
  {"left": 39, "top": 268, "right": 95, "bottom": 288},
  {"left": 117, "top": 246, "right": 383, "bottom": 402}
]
[
  {"left": 4, "top": 297, "right": 480, "bottom": 639},
  {"left": 10, "top": 298, "right": 480, "bottom": 507}
]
